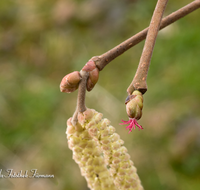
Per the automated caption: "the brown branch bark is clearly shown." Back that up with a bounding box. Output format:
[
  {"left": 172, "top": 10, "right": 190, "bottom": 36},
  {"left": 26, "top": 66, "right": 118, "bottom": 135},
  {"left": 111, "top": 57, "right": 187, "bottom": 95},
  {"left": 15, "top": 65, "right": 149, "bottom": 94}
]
[
  {"left": 71, "top": 70, "right": 89, "bottom": 125},
  {"left": 127, "top": 0, "right": 168, "bottom": 95},
  {"left": 71, "top": 0, "right": 200, "bottom": 125},
  {"left": 77, "top": 70, "right": 89, "bottom": 113},
  {"left": 91, "top": 0, "right": 200, "bottom": 72}
]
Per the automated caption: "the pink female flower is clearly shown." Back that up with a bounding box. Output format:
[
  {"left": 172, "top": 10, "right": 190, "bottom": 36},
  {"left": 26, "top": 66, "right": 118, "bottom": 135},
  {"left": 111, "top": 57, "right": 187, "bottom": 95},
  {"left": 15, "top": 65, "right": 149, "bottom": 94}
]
[{"left": 120, "top": 118, "right": 143, "bottom": 133}]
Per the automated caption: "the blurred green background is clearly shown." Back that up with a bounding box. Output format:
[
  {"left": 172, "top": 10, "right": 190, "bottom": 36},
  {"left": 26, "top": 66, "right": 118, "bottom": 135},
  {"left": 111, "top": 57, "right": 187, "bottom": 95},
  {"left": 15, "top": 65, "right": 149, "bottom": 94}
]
[{"left": 0, "top": 0, "right": 200, "bottom": 189}]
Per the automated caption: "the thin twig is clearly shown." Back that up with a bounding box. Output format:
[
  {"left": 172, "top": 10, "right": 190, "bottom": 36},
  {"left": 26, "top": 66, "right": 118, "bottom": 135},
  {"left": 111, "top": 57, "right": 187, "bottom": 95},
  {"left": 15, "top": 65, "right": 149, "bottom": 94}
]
[
  {"left": 91, "top": 0, "right": 200, "bottom": 71},
  {"left": 127, "top": 0, "right": 168, "bottom": 95},
  {"left": 70, "top": 0, "right": 200, "bottom": 125},
  {"left": 71, "top": 70, "right": 89, "bottom": 125},
  {"left": 77, "top": 70, "right": 89, "bottom": 113}
]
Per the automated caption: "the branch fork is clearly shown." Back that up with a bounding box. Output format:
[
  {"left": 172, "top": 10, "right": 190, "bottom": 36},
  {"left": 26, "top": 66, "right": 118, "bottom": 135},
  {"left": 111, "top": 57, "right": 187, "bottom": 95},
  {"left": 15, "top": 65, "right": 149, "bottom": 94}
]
[{"left": 60, "top": 0, "right": 200, "bottom": 125}]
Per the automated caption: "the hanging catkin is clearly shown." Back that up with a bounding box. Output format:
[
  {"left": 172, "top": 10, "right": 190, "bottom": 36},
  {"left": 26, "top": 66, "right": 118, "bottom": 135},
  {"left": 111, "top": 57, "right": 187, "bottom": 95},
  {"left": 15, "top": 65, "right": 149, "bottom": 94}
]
[{"left": 66, "top": 108, "right": 143, "bottom": 190}]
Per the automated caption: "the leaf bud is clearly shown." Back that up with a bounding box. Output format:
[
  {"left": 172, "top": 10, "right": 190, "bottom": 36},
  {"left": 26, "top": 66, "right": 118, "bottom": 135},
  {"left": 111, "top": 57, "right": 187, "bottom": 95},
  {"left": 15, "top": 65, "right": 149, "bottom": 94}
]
[
  {"left": 60, "top": 71, "right": 81, "bottom": 93},
  {"left": 87, "top": 68, "right": 99, "bottom": 91}
]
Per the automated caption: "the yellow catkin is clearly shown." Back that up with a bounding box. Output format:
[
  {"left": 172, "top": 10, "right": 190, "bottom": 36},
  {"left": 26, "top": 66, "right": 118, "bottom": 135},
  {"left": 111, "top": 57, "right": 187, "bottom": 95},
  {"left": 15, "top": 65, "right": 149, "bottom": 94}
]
[
  {"left": 66, "top": 116, "right": 117, "bottom": 190},
  {"left": 66, "top": 108, "right": 143, "bottom": 190},
  {"left": 85, "top": 110, "right": 143, "bottom": 190}
]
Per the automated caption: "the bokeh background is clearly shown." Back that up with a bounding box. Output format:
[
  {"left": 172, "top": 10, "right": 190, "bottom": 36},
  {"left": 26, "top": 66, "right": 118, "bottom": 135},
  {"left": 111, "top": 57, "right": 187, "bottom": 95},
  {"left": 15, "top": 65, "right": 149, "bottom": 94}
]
[{"left": 0, "top": 0, "right": 200, "bottom": 189}]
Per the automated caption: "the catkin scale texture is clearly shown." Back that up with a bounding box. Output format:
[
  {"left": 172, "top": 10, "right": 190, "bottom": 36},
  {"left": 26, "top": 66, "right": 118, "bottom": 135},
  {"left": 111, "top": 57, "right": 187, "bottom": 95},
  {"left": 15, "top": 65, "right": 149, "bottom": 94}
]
[{"left": 66, "top": 108, "right": 143, "bottom": 190}]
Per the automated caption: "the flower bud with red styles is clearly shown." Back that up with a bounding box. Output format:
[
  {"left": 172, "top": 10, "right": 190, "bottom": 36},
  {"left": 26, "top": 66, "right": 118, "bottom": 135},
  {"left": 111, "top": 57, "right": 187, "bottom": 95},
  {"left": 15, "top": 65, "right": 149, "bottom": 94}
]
[{"left": 125, "top": 90, "right": 143, "bottom": 120}]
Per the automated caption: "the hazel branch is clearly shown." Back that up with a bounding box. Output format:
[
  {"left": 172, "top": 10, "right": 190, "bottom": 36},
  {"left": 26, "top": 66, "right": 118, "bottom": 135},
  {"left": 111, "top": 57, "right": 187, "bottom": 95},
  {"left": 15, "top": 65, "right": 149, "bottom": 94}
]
[
  {"left": 91, "top": 0, "right": 200, "bottom": 72},
  {"left": 61, "top": 1, "right": 200, "bottom": 94},
  {"left": 62, "top": 0, "right": 200, "bottom": 126},
  {"left": 71, "top": 70, "right": 89, "bottom": 125},
  {"left": 127, "top": 0, "right": 168, "bottom": 95},
  {"left": 77, "top": 70, "right": 89, "bottom": 113}
]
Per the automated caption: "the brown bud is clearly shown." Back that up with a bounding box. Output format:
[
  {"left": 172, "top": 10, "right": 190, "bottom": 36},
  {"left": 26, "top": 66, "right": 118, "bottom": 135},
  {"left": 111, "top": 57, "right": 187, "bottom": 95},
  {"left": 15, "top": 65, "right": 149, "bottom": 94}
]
[
  {"left": 60, "top": 71, "right": 81, "bottom": 93},
  {"left": 86, "top": 68, "right": 99, "bottom": 91},
  {"left": 82, "top": 60, "right": 96, "bottom": 72}
]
